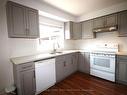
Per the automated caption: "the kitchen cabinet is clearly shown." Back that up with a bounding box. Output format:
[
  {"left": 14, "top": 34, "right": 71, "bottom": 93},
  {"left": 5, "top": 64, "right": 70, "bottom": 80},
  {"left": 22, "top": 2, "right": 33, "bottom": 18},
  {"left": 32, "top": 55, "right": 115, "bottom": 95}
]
[
  {"left": 93, "top": 14, "right": 117, "bottom": 29},
  {"left": 118, "top": 11, "right": 127, "bottom": 37},
  {"left": 55, "top": 55, "right": 65, "bottom": 82},
  {"left": 13, "top": 62, "right": 36, "bottom": 95},
  {"left": 82, "top": 20, "right": 95, "bottom": 39},
  {"left": 64, "top": 21, "right": 82, "bottom": 40},
  {"left": 72, "top": 53, "right": 78, "bottom": 72},
  {"left": 93, "top": 17, "right": 105, "bottom": 29},
  {"left": 64, "top": 54, "right": 73, "bottom": 77},
  {"left": 64, "top": 21, "right": 73, "bottom": 39},
  {"left": 78, "top": 52, "right": 90, "bottom": 74},
  {"left": 105, "top": 14, "right": 117, "bottom": 27},
  {"left": 72, "top": 22, "right": 82, "bottom": 39},
  {"left": 6, "top": 1, "right": 39, "bottom": 38},
  {"left": 116, "top": 55, "right": 127, "bottom": 85},
  {"left": 55, "top": 53, "right": 78, "bottom": 83}
]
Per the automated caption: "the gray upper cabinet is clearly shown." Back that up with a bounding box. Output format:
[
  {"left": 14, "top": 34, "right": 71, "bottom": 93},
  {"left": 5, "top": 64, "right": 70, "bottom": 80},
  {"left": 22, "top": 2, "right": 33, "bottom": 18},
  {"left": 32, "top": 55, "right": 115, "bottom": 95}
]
[
  {"left": 78, "top": 52, "right": 90, "bottom": 74},
  {"left": 13, "top": 62, "right": 35, "bottom": 95},
  {"left": 64, "top": 21, "right": 73, "bottom": 40},
  {"left": 72, "top": 22, "right": 82, "bottom": 40},
  {"left": 93, "top": 14, "right": 117, "bottom": 29},
  {"left": 116, "top": 55, "right": 127, "bottom": 85},
  {"left": 93, "top": 17, "right": 105, "bottom": 29},
  {"left": 27, "top": 8, "right": 39, "bottom": 38},
  {"left": 64, "top": 21, "right": 82, "bottom": 40},
  {"left": 6, "top": 1, "right": 39, "bottom": 38},
  {"left": 105, "top": 14, "right": 117, "bottom": 27},
  {"left": 6, "top": 2, "right": 27, "bottom": 37},
  {"left": 118, "top": 11, "right": 127, "bottom": 37},
  {"left": 82, "top": 20, "right": 95, "bottom": 39}
]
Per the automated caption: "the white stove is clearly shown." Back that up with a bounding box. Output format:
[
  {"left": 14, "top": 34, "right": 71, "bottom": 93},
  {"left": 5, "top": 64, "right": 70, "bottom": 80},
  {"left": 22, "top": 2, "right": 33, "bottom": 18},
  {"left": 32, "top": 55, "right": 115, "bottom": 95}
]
[{"left": 90, "top": 43, "right": 118, "bottom": 82}]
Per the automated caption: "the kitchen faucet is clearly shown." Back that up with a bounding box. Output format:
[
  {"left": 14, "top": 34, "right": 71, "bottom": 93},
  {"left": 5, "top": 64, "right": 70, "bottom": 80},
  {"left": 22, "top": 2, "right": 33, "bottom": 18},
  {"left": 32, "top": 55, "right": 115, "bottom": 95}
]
[{"left": 52, "top": 40, "right": 60, "bottom": 53}]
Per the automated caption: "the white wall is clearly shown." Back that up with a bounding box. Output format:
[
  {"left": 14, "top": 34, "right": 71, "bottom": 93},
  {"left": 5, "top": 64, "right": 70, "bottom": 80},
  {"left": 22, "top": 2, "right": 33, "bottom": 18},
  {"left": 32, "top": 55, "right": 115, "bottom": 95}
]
[
  {"left": 77, "top": 1, "right": 127, "bottom": 21},
  {"left": 0, "top": 0, "right": 13, "bottom": 91}
]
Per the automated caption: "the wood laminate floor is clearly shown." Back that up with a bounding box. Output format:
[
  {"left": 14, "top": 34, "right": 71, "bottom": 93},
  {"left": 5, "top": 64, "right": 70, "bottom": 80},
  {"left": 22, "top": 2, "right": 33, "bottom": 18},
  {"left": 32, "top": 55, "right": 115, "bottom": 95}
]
[{"left": 39, "top": 72, "right": 127, "bottom": 95}]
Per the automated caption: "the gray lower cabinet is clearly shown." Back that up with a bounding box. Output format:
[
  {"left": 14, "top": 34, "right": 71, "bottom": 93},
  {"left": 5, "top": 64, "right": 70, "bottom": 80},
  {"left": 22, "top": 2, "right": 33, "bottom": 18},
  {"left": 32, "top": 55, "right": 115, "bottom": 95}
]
[
  {"left": 6, "top": 1, "right": 39, "bottom": 38},
  {"left": 13, "top": 62, "right": 36, "bottom": 95},
  {"left": 82, "top": 20, "right": 95, "bottom": 39},
  {"left": 78, "top": 52, "right": 90, "bottom": 74},
  {"left": 55, "top": 53, "right": 78, "bottom": 83},
  {"left": 116, "top": 55, "right": 127, "bottom": 85},
  {"left": 55, "top": 55, "right": 65, "bottom": 82},
  {"left": 72, "top": 53, "right": 78, "bottom": 72},
  {"left": 118, "top": 11, "right": 127, "bottom": 37}
]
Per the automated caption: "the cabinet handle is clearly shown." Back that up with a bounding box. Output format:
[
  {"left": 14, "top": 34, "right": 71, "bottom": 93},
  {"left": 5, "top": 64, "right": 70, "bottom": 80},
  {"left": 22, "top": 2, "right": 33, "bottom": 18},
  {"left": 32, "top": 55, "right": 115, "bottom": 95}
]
[
  {"left": 26, "top": 28, "right": 29, "bottom": 35},
  {"left": 71, "top": 58, "right": 73, "bottom": 64},
  {"left": 64, "top": 61, "right": 66, "bottom": 67},
  {"left": 22, "top": 65, "right": 33, "bottom": 69},
  {"left": 33, "top": 70, "right": 35, "bottom": 78}
]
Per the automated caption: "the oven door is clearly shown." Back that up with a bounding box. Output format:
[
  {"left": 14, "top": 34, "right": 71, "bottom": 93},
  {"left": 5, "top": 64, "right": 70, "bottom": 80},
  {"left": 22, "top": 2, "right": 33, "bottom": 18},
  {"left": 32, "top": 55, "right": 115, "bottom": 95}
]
[{"left": 90, "top": 55, "right": 115, "bottom": 73}]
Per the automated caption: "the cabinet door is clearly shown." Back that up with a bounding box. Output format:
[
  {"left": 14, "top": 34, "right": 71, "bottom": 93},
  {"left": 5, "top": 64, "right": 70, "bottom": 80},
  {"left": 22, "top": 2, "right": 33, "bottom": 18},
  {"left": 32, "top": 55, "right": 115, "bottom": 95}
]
[
  {"left": 118, "top": 11, "right": 127, "bottom": 37},
  {"left": 27, "top": 8, "right": 39, "bottom": 38},
  {"left": 78, "top": 52, "right": 90, "bottom": 74},
  {"left": 93, "top": 17, "right": 105, "bottom": 28},
  {"left": 64, "top": 21, "right": 73, "bottom": 39},
  {"left": 82, "top": 20, "right": 95, "bottom": 39},
  {"left": 64, "top": 54, "right": 73, "bottom": 77},
  {"left": 116, "top": 57, "right": 127, "bottom": 85},
  {"left": 20, "top": 69, "right": 36, "bottom": 95},
  {"left": 105, "top": 14, "right": 117, "bottom": 27},
  {"left": 55, "top": 56, "right": 65, "bottom": 82},
  {"left": 72, "top": 53, "right": 78, "bottom": 72},
  {"left": 7, "top": 2, "right": 27, "bottom": 38},
  {"left": 72, "top": 22, "right": 82, "bottom": 39},
  {"left": 78, "top": 53, "right": 85, "bottom": 72}
]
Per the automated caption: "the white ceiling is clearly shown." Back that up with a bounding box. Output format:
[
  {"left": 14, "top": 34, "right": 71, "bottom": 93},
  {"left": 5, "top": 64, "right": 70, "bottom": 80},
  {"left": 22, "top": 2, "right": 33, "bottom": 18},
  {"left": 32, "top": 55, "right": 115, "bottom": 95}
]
[{"left": 42, "top": 0, "right": 126, "bottom": 17}]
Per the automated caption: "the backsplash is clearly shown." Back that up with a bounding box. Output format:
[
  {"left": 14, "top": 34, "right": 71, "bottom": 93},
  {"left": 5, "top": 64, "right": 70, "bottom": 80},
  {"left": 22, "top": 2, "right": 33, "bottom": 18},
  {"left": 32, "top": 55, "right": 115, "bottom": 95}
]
[
  {"left": 9, "top": 38, "right": 75, "bottom": 57},
  {"left": 74, "top": 31, "right": 127, "bottom": 52}
]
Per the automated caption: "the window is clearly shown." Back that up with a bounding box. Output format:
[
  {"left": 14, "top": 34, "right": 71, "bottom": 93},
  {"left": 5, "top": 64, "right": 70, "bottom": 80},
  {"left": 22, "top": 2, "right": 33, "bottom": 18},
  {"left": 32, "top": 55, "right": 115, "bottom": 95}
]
[{"left": 38, "top": 22, "right": 64, "bottom": 51}]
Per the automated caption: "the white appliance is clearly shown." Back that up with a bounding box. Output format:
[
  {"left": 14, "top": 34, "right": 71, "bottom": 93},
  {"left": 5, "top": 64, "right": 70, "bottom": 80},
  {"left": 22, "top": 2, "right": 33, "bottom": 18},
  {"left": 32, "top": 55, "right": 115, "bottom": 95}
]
[
  {"left": 90, "top": 43, "right": 118, "bottom": 82},
  {"left": 35, "top": 58, "right": 56, "bottom": 94}
]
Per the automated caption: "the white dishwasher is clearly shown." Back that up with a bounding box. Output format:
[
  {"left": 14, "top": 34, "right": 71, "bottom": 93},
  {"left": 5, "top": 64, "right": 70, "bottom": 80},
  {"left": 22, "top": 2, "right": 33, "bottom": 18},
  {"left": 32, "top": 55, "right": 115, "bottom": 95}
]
[{"left": 35, "top": 58, "right": 56, "bottom": 94}]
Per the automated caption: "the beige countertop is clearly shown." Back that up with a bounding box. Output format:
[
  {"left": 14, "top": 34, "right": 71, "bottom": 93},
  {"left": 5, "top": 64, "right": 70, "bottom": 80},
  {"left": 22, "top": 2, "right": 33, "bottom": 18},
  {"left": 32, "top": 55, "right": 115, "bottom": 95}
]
[
  {"left": 11, "top": 50, "right": 80, "bottom": 65},
  {"left": 11, "top": 50, "right": 127, "bottom": 65},
  {"left": 117, "top": 51, "right": 127, "bottom": 56}
]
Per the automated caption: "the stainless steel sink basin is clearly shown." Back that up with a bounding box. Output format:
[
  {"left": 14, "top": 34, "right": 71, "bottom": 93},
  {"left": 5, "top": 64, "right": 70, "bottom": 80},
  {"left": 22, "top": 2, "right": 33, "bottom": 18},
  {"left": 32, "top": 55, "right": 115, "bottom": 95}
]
[{"left": 50, "top": 51, "right": 63, "bottom": 54}]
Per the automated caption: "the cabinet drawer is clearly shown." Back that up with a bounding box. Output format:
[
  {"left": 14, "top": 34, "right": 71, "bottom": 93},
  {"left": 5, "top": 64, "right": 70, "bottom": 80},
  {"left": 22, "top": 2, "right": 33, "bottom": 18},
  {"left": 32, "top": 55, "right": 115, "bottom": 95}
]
[
  {"left": 117, "top": 56, "right": 127, "bottom": 61},
  {"left": 55, "top": 55, "right": 65, "bottom": 62},
  {"left": 16, "top": 62, "right": 35, "bottom": 71}
]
